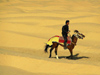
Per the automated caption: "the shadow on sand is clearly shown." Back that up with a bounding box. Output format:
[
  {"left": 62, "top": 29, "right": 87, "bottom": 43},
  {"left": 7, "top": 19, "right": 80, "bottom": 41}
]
[{"left": 52, "top": 53, "right": 89, "bottom": 60}]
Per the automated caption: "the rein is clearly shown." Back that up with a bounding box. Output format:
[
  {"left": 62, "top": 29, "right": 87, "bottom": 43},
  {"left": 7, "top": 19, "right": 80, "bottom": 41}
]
[
  {"left": 71, "top": 34, "right": 77, "bottom": 46},
  {"left": 71, "top": 42, "right": 76, "bottom": 45}
]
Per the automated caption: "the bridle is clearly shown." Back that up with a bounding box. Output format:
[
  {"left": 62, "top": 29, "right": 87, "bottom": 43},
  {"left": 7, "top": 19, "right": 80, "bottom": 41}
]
[
  {"left": 74, "top": 32, "right": 84, "bottom": 39},
  {"left": 68, "top": 31, "right": 84, "bottom": 46},
  {"left": 71, "top": 32, "right": 84, "bottom": 46}
]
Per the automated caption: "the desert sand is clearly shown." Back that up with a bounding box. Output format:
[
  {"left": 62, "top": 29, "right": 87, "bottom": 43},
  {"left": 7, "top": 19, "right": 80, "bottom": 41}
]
[{"left": 0, "top": 0, "right": 100, "bottom": 75}]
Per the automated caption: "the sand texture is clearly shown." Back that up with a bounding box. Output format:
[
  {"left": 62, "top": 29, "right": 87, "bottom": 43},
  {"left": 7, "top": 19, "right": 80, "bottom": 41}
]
[{"left": 0, "top": 0, "right": 100, "bottom": 75}]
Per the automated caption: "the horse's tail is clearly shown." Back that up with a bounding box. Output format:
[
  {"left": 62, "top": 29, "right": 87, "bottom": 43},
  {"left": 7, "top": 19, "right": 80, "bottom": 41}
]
[{"left": 44, "top": 44, "right": 50, "bottom": 53}]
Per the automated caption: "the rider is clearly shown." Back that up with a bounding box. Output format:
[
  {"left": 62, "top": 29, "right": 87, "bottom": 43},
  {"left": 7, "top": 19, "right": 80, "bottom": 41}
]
[{"left": 62, "top": 20, "right": 70, "bottom": 49}]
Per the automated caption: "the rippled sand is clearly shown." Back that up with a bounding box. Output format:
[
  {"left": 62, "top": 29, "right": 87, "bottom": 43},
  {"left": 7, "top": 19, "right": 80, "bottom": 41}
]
[{"left": 0, "top": 0, "right": 100, "bottom": 75}]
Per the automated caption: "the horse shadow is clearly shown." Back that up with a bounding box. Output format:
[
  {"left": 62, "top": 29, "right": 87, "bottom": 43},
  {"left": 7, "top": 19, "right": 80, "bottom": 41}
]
[{"left": 58, "top": 53, "right": 89, "bottom": 60}]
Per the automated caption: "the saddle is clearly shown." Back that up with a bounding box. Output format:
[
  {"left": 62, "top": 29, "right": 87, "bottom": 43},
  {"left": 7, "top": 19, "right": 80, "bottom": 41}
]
[
  {"left": 59, "top": 36, "right": 72, "bottom": 44},
  {"left": 47, "top": 35, "right": 72, "bottom": 46}
]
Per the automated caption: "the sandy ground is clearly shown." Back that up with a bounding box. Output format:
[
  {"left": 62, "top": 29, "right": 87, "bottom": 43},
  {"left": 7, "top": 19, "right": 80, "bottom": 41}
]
[{"left": 0, "top": 0, "right": 100, "bottom": 75}]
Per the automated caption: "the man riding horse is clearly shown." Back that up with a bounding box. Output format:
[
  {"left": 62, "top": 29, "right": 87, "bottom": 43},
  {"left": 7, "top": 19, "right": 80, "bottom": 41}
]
[
  {"left": 44, "top": 20, "right": 85, "bottom": 59},
  {"left": 62, "top": 20, "right": 70, "bottom": 49}
]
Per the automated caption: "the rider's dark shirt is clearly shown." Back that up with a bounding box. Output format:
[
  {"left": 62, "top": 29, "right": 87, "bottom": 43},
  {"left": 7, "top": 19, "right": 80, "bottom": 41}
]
[{"left": 62, "top": 25, "right": 69, "bottom": 35}]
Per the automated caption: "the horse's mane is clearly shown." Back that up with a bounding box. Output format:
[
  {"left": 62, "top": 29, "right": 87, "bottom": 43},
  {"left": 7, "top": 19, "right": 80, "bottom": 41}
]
[{"left": 71, "top": 30, "right": 79, "bottom": 40}]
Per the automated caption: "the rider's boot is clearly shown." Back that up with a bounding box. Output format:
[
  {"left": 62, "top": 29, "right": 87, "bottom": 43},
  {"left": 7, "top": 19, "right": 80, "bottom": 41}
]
[{"left": 64, "top": 42, "right": 67, "bottom": 50}]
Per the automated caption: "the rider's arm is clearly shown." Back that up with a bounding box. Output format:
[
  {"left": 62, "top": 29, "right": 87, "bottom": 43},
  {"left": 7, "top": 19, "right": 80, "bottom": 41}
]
[{"left": 66, "top": 26, "right": 69, "bottom": 33}]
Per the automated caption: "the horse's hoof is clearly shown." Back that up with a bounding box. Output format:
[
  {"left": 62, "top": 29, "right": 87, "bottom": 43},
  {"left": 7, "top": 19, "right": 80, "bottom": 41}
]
[
  {"left": 67, "top": 56, "right": 73, "bottom": 59},
  {"left": 57, "top": 58, "right": 59, "bottom": 59},
  {"left": 44, "top": 51, "right": 48, "bottom": 53},
  {"left": 71, "top": 57, "right": 73, "bottom": 59},
  {"left": 56, "top": 55, "right": 59, "bottom": 59},
  {"left": 49, "top": 56, "right": 51, "bottom": 58},
  {"left": 56, "top": 57, "right": 59, "bottom": 59},
  {"left": 70, "top": 56, "right": 73, "bottom": 59}
]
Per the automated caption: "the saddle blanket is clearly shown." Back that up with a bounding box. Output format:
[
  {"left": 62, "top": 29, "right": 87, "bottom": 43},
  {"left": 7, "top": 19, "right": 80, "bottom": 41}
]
[{"left": 46, "top": 35, "right": 72, "bottom": 46}]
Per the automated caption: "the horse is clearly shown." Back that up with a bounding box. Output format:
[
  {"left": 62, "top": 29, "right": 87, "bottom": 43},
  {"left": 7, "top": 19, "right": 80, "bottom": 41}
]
[{"left": 44, "top": 30, "right": 85, "bottom": 59}]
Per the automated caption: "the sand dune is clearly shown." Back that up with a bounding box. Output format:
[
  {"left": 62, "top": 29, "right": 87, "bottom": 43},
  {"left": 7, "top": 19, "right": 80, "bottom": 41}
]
[
  {"left": 0, "top": 54, "right": 100, "bottom": 75},
  {"left": 0, "top": 0, "right": 100, "bottom": 75}
]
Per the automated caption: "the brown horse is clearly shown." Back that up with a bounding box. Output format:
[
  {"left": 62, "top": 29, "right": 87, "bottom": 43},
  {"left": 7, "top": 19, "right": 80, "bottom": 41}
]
[{"left": 44, "top": 30, "right": 85, "bottom": 59}]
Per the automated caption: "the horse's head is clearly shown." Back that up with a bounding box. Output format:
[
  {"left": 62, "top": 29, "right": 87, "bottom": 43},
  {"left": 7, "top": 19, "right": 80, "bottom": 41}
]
[{"left": 74, "top": 30, "right": 85, "bottom": 39}]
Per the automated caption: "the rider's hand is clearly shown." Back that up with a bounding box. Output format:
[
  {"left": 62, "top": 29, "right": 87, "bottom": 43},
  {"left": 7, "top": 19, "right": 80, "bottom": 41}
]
[{"left": 67, "top": 30, "right": 70, "bottom": 33}]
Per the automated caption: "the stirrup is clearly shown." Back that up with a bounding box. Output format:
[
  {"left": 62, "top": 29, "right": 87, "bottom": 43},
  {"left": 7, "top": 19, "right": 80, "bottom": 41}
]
[{"left": 64, "top": 46, "right": 67, "bottom": 50}]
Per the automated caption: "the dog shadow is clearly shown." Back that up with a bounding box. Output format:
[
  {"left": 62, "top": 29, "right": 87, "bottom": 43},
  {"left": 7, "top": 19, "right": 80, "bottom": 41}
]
[{"left": 58, "top": 53, "right": 89, "bottom": 60}]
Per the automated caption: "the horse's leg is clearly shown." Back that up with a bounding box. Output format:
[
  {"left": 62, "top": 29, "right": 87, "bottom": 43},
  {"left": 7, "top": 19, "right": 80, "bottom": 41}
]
[
  {"left": 49, "top": 47, "right": 53, "bottom": 58},
  {"left": 55, "top": 44, "right": 59, "bottom": 59},
  {"left": 69, "top": 49, "right": 73, "bottom": 59},
  {"left": 49, "top": 43, "right": 55, "bottom": 58}
]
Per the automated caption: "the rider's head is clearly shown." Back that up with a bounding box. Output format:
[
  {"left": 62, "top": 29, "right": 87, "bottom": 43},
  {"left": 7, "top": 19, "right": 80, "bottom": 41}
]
[{"left": 66, "top": 20, "right": 69, "bottom": 25}]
